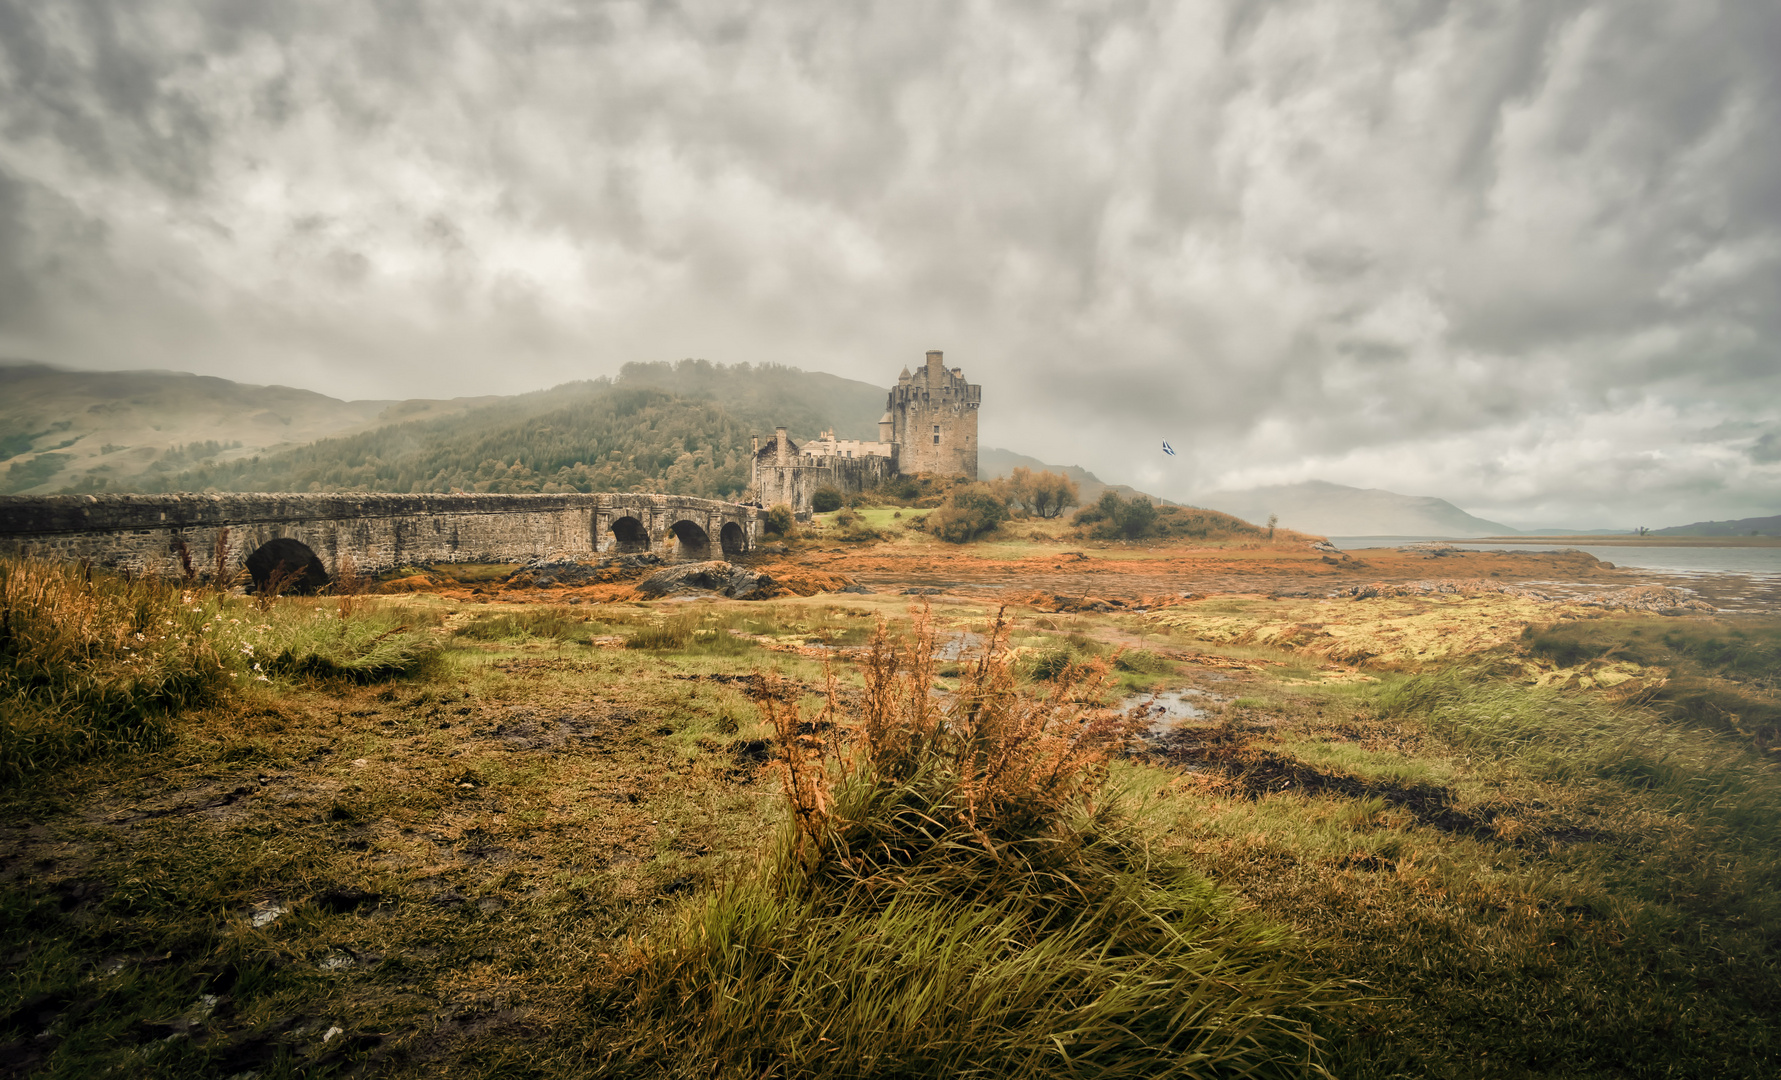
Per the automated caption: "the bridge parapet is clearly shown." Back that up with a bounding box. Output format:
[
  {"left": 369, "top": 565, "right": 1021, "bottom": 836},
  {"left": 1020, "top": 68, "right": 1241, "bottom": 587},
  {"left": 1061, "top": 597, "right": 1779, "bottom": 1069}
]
[{"left": 0, "top": 492, "right": 759, "bottom": 585}]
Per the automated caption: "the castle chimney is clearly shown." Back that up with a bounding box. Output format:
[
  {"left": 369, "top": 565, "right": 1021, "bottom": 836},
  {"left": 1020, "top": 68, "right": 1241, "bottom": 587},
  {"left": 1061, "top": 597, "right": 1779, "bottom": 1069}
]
[
  {"left": 751, "top": 434, "right": 760, "bottom": 454},
  {"left": 925, "top": 350, "right": 943, "bottom": 379},
  {"left": 775, "top": 426, "right": 790, "bottom": 466}
]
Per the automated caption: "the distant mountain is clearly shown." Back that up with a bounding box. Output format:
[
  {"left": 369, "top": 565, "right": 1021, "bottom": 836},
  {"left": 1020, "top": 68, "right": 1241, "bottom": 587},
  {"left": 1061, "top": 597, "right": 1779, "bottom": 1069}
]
[
  {"left": 0, "top": 361, "right": 498, "bottom": 495},
  {"left": 1653, "top": 513, "right": 1781, "bottom": 537},
  {"left": 977, "top": 448, "right": 1175, "bottom": 510},
  {"left": 1192, "top": 480, "right": 1515, "bottom": 538}
]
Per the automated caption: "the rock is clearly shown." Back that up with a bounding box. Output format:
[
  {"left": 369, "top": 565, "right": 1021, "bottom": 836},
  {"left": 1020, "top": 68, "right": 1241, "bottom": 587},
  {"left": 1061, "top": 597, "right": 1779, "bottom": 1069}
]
[
  {"left": 637, "top": 561, "right": 774, "bottom": 600},
  {"left": 504, "top": 552, "right": 664, "bottom": 588},
  {"left": 839, "top": 583, "right": 873, "bottom": 594}
]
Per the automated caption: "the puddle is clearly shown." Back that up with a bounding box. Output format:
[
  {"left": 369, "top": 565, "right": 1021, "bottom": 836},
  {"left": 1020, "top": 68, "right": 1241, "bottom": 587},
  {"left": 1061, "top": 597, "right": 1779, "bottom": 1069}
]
[
  {"left": 1124, "top": 688, "right": 1217, "bottom": 734},
  {"left": 937, "top": 632, "right": 985, "bottom": 661}
]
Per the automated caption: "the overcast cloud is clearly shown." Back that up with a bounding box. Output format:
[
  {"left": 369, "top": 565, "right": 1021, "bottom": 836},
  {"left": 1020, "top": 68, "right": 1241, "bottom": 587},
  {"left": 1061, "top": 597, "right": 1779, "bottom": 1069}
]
[{"left": 1, "top": 0, "right": 1777, "bottom": 528}]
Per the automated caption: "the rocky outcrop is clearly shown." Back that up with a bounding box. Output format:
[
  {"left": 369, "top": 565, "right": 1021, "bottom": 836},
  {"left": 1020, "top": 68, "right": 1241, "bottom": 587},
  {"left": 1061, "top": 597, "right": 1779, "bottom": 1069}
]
[
  {"left": 637, "top": 561, "right": 775, "bottom": 600},
  {"left": 506, "top": 553, "right": 663, "bottom": 588}
]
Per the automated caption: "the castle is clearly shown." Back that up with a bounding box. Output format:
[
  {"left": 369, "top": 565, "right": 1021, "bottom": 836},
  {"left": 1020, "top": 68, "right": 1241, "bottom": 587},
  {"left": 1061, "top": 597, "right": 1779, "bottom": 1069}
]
[{"left": 751, "top": 350, "right": 981, "bottom": 514}]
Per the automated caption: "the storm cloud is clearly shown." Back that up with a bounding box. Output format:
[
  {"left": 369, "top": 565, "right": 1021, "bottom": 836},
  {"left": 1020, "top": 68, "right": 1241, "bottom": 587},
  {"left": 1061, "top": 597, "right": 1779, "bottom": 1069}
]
[{"left": 1, "top": 0, "right": 1777, "bottom": 528}]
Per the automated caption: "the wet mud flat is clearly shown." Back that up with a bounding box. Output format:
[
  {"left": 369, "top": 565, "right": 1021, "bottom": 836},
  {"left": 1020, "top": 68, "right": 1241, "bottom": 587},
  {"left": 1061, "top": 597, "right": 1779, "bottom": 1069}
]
[{"left": 810, "top": 545, "right": 1781, "bottom": 615}]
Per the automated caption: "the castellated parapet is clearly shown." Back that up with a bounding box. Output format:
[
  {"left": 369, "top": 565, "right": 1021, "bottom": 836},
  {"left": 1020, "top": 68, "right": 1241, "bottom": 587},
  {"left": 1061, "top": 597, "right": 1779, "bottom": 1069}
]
[{"left": 750, "top": 351, "right": 981, "bottom": 514}]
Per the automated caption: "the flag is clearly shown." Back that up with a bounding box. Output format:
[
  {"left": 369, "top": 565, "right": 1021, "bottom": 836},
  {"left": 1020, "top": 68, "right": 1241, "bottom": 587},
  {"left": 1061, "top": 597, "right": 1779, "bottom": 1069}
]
[{"left": 1162, "top": 439, "right": 1176, "bottom": 456}]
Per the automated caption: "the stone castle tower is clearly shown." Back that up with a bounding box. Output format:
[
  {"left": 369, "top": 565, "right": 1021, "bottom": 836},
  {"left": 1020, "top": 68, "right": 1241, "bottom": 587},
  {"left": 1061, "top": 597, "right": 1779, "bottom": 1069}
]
[
  {"left": 751, "top": 350, "right": 981, "bottom": 514},
  {"left": 885, "top": 350, "right": 980, "bottom": 478}
]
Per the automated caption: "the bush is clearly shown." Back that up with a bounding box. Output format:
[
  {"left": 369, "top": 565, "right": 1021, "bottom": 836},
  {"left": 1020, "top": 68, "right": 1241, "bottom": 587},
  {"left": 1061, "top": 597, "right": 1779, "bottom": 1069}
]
[
  {"left": 810, "top": 487, "right": 844, "bottom": 513},
  {"left": 763, "top": 503, "right": 796, "bottom": 536},
  {"left": 925, "top": 483, "right": 1010, "bottom": 543},
  {"left": 829, "top": 507, "right": 882, "bottom": 543},
  {"left": 1072, "top": 491, "right": 1159, "bottom": 540}
]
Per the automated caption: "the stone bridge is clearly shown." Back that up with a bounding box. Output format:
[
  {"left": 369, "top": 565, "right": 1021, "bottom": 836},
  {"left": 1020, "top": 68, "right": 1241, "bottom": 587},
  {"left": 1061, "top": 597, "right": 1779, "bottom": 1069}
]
[{"left": 0, "top": 493, "right": 759, "bottom": 590}]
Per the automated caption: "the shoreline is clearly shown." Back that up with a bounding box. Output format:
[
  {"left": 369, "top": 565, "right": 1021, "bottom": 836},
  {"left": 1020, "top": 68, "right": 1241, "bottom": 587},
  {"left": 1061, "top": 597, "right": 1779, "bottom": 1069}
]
[{"left": 1464, "top": 535, "right": 1781, "bottom": 548}]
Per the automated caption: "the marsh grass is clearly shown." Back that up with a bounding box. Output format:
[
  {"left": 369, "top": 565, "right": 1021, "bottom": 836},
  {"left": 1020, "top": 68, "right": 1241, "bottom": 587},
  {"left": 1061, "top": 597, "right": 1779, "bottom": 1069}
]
[
  {"left": 606, "top": 607, "right": 1340, "bottom": 1078},
  {"left": 453, "top": 607, "right": 602, "bottom": 644},
  {"left": 1, "top": 558, "right": 227, "bottom": 780},
  {"left": 1, "top": 557, "right": 441, "bottom": 781},
  {"left": 1380, "top": 670, "right": 1781, "bottom": 834}
]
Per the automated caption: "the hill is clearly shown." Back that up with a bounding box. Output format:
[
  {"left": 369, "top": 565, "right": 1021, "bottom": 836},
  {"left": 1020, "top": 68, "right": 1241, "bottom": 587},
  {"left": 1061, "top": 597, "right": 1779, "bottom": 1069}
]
[
  {"left": 1193, "top": 480, "right": 1515, "bottom": 538},
  {"left": 977, "top": 447, "right": 1175, "bottom": 510},
  {"left": 1653, "top": 513, "right": 1781, "bottom": 538},
  {"left": 0, "top": 359, "right": 889, "bottom": 499},
  {"left": 0, "top": 361, "right": 499, "bottom": 495},
  {"left": 16, "top": 359, "right": 892, "bottom": 500}
]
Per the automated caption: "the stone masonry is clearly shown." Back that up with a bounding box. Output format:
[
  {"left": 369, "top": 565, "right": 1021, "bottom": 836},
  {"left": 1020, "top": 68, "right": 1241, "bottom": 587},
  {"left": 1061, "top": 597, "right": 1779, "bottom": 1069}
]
[
  {"left": 751, "top": 349, "right": 981, "bottom": 514},
  {"left": 0, "top": 492, "right": 758, "bottom": 585}
]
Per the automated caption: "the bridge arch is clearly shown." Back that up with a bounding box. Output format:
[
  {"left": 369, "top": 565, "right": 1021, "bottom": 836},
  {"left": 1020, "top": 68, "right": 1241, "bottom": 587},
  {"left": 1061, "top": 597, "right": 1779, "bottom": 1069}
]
[
  {"left": 609, "top": 515, "right": 650, "bottom": 553},
  {"left": 1, "top": 492, "right": 758, "bottom": 578},
  {"left": 245, "top": 537, "right": 330, "bottom": 595},
  {"left": 720, "top": 521, "right": 746, "bottom": 556},
  {"left": 670, "top": 519, "right": 712, "bottom": 560}
]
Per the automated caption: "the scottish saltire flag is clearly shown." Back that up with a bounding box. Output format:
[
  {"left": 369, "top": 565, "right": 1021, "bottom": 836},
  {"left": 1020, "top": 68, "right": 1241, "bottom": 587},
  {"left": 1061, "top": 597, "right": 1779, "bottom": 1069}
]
[{"left": 1162, "top": 439, "right": 1176, "bottom": 456}]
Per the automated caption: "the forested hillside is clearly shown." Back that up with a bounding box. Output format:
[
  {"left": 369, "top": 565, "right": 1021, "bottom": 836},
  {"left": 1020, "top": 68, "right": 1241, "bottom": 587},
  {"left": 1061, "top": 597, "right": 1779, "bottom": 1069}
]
[
  {"left": 131, "top": 360, "right": 888, "bottom": 498},
  {"left": 0, "top": 361, "right": 499, "bottom": 495}
]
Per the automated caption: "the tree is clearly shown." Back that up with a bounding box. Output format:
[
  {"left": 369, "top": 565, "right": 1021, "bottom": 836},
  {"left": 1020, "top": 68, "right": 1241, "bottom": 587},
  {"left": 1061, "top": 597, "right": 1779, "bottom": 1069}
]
[
  {"left": 811, "top": 486, "right": 844, "bottom": 513},
  {"left": 1266, "top": 513, "right": 1278, "bottom": 540},
  {"left": 1030, "top": 471, "right": 1080, "bottom": 519}
]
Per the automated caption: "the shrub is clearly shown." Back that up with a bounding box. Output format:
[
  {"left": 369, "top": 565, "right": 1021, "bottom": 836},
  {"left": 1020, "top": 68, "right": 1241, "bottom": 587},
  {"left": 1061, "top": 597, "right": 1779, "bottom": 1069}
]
[
  {"left": 829, "top": 507, "right": 882, "bottom": 543},
  {"left": 925, "top": 483, "right": 1010, "bottom": 543},
  {"left": 1072, "top": 491, "right": 1158, "bottom": 540},
  {"left": 810, "top": 486, "right": 844, "bottom": 513},
  {"left": 763, "top": 503, "right": 796, "bottom": 536}
]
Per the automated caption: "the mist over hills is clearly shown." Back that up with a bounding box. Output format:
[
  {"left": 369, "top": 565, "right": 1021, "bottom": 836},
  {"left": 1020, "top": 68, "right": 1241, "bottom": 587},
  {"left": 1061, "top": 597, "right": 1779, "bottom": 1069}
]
[
  {"left": 1653, "top": 514, "right": 1781, "bottom": 538},
  {"left": 7, "top": 361, "right": 1760, "bottom": 537},
  {"left": 1, "top": 360, "right": 890, "bottom": 500},
  {"left": 0, "top": 360, "right": 500, "bottom": 495},
  {"left": 1192, "top": 480, "right": 1515, "bottom": 538}
]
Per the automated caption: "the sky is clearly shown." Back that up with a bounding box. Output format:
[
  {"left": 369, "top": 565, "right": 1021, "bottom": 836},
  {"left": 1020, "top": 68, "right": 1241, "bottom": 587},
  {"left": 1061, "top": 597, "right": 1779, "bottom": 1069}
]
[{"left": 1, "top": 1, "right": 1777, "bottom": 530}]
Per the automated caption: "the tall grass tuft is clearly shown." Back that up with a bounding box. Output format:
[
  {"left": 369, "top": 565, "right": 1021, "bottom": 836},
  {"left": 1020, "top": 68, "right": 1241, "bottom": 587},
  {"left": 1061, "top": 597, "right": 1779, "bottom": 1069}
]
[
  {"left": 1, "top": 558, "right": 227, "bottom": 781},
  {"left": 605, "top": 606, "right": 1339, "bottom": 1078},
  {"left": 1, "top": 556, "right": 442, "bottom": 781}
]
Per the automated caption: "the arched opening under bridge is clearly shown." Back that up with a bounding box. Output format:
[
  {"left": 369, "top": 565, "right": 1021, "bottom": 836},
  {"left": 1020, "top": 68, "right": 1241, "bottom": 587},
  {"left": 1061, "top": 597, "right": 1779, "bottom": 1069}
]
[
  {"left": 719, "top": 521, "right": 746, "bottom": 556},
  {"left": 610, "top": 516, "right": 649, "bottom": 553},
  {"left": 669, "top": 520, "right": 712, "bottom": 560},
  {"left": 245, "top": 538, "right": 330, "bottom": 595}
]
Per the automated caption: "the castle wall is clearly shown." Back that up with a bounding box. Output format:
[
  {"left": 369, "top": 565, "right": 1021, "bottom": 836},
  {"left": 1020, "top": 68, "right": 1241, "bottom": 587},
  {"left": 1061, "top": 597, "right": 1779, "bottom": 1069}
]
[
  {"left": 751, "top": 438, "right": 897, "bottom": 516},
  {"left": 0, "top": 492, "right": 759, "bottom": 579}
]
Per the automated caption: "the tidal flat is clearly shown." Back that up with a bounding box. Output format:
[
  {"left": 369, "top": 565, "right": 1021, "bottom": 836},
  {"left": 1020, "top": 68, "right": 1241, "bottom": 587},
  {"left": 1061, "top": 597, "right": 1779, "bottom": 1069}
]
[{"left": 3, "top": 532, "right": 1778, "bottom": 1078}]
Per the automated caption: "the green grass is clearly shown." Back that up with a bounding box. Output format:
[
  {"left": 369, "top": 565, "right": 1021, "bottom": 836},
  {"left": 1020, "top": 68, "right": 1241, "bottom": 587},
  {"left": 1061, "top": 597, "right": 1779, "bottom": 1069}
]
[
  {"left": 605, "top": 817, "right": 1334, "bottom": 1079},
  {"left": 1, "top": 558, "right": 442, "bottom": 782},
  {"left": 7, "top": 566, "right": 1781, "bottom": 1078}
]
